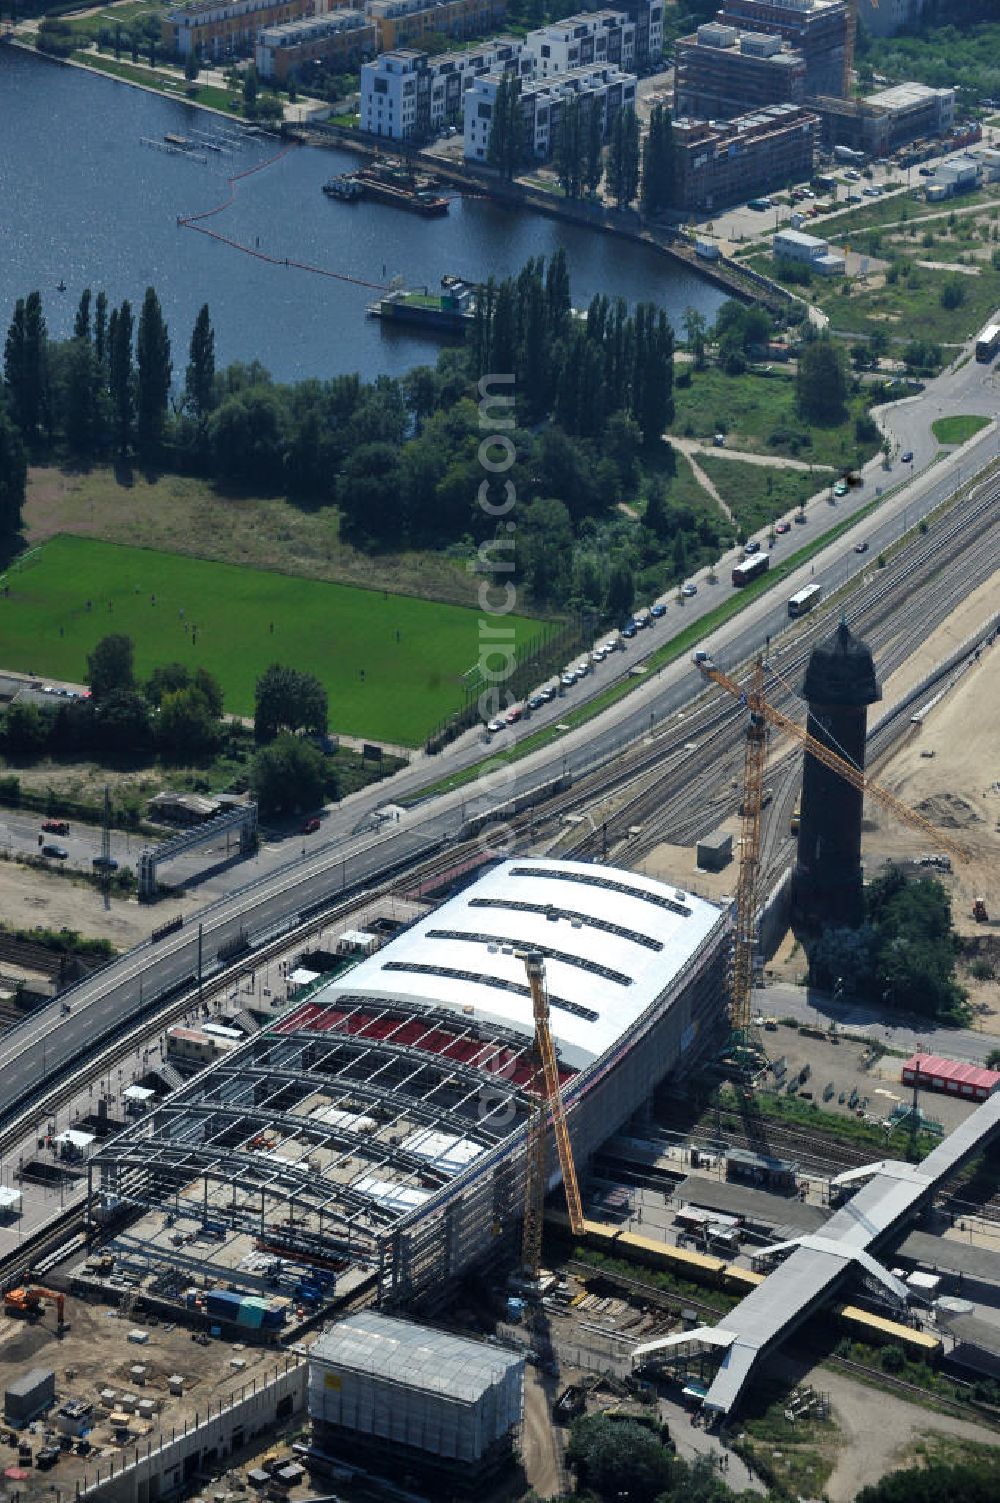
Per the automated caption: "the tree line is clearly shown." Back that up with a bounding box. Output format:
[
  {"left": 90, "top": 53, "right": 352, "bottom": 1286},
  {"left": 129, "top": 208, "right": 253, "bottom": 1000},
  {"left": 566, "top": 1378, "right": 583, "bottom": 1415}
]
[
  {"left": 0, "top": 633, "right": 337, "bottom": 817},
  {"left": 1, "top": 259, "right": 725, "bottom": 618}
]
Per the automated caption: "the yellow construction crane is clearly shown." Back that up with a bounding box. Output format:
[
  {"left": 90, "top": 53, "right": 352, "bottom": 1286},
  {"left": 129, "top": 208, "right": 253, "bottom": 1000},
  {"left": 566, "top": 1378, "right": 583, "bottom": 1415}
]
[
  {"left": 520, "top": 950, "right": 585, "bottom": 1281},
  {"left": 695, "top": 650, "right": 970, "bottom": 1049},
  {"left": 845, "top": 0, "right": 877, "bottom": 99}
]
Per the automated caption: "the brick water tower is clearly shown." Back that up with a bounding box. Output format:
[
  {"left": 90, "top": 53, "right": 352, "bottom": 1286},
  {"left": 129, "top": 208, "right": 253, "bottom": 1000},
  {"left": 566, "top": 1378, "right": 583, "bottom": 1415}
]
[{"left": 793, "top": 617, "right": 881, "bottom": 926}]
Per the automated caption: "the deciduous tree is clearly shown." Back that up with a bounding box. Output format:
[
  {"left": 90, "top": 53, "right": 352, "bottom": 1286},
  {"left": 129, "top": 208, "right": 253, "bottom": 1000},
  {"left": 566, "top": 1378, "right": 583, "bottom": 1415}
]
[
  {"left": 86, "top": 633, "right": 135, "bottom": 700},
  {"left": 250, "top": 732, "right": 327, "bottom": 815},
  {"left": 254, "top": 664, "right": 328, "bottom": 742}
]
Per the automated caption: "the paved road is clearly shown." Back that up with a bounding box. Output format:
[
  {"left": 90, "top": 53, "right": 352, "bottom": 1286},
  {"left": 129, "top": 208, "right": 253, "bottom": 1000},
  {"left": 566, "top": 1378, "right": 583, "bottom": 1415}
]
[
  {"left": 1, "top": 348, "right": 997, "bottom": 1123},
  {"left": 763, "top": 982, "right": 995, "bottom": 1066}
]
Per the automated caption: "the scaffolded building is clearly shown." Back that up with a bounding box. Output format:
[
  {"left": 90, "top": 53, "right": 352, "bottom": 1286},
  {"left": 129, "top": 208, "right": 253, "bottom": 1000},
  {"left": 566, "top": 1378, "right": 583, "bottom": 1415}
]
[{"left": 87, "top": 860, "right": 729, "bottom": 1308}]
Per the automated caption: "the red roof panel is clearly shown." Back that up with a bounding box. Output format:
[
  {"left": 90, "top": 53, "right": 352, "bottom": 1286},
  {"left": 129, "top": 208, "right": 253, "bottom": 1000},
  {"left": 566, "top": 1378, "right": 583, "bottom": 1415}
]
[{"left": 901, "top": 1054, "right": 1000, "bottom": 1092}]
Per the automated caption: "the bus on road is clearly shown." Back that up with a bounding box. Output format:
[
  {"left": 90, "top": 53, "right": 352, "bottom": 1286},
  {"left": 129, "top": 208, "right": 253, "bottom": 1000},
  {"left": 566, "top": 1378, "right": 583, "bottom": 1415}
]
[
  {"left": 787, "top": 582, "right": 823, "bottom": 617},
  {"left": 732, "top": 553, "right": 770, "bottom": 587},
  {"left": 975, "top": 320, "right": 1000, "bottom": 362}
]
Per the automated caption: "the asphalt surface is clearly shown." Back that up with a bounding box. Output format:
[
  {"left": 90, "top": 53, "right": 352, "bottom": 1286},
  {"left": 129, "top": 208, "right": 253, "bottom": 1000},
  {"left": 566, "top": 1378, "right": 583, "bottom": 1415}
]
[
  {"left": 764, "top": 982, "right": 995, "bottom": 1067},
  {"left": 1, "top": 346, "right": 997, "bottom": 1124}
]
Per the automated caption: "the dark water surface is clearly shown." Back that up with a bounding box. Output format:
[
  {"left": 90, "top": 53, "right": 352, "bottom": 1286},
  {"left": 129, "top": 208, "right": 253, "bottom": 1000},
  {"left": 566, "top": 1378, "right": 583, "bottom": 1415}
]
[{"left": 0, "top": 47, "right": 726, "bottom": 382}]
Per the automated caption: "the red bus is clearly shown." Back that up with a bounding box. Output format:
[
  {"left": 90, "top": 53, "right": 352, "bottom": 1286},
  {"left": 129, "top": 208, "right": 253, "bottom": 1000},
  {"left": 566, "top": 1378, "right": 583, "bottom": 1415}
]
[{"left": 732, "top": 553, "right": 770, "bottom": 587}]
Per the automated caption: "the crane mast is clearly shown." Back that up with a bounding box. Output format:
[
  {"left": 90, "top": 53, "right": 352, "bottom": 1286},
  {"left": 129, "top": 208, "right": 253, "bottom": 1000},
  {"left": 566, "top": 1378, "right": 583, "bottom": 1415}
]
[
  {"left": 520, "top": 951, "right": 584, "bottom": 1281},
  {"left": 730, "top": 657, "right": 768, "bottom": 1052}
]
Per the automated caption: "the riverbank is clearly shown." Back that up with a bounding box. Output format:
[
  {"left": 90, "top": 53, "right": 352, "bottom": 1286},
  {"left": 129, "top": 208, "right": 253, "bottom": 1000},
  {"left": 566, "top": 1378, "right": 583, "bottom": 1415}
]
[
  {"left": 4, "top": 35, "right": 271, "bottom": 127},
  {"left": 302, "top": 118, "right": 791, "bottom": 314}
]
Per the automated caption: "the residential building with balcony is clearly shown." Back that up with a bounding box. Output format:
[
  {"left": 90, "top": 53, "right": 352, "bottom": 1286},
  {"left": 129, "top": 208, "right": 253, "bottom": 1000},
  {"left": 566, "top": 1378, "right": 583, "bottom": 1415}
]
[
  {"left": 161, "top": 0, "right": 311, "bottom": 59},
  {"left": 525, "top": 10, "right": 635, "bottom": 79},
  {"left": 256, "top": 9, "right": 375, "bottom": 79},
  {"left": 366, "top": 0, "right": 505, "bottom": 52},
  {"left": 464, "top": 61, "right": 636, "bottom": 163},
  {"left": 360, "top": 37, "right": 526, "bottom": 138}
]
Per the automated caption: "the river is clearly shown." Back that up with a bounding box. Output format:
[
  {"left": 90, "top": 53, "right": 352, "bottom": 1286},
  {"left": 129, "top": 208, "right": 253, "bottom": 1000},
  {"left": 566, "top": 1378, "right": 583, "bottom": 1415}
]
[{"left": 0, "top": 46, "right": 726, "bottom": 384}]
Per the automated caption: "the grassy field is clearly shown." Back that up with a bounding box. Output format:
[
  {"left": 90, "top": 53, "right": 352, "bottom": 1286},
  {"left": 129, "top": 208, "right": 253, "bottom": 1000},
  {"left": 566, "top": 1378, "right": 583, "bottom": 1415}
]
[
  {"left": 932, "top": 414, "right": 992, "bottom": 444},
  {"left": 670, "top": 367, "right": 877, "bottom": 471},
  {"left": 812, "top": 260, "right": 1000, "bottom": 345},
  {"left": 695, "top": 454, "right": 820, "bottom": 534},
  {"left": 24, "top": 467, "right": 480, "bottom": 606},
  {"left": 0, "top": 537, "right": 544, "bottom": 745}
]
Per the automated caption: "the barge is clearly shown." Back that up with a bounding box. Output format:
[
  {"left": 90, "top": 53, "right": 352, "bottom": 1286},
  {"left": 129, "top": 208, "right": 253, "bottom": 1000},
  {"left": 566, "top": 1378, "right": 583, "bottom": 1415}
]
[
  {"left": 323, "top": 158, "right": 449, "bottom": 216},
  {"left": 367, "top": 275, "right": 477, "bottom": 334}
]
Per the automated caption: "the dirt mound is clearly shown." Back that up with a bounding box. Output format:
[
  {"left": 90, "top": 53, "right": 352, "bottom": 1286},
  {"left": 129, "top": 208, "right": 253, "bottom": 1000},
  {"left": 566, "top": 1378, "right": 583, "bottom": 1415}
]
[{"left": 916, "top": 793, "right": 983, "bottom": 830}]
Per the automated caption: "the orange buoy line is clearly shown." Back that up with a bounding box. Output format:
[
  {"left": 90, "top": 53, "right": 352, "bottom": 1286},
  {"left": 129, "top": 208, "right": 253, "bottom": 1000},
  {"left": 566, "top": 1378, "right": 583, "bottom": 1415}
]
[{"left": 176, "top": 143, "right": 390, "bottom": 292}]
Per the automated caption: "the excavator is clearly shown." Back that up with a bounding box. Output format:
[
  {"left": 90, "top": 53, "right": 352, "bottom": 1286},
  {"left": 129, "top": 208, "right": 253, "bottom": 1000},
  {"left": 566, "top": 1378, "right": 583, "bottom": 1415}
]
[{"left": 4, "top": 1286, "right": 66, "bottom": 1333}]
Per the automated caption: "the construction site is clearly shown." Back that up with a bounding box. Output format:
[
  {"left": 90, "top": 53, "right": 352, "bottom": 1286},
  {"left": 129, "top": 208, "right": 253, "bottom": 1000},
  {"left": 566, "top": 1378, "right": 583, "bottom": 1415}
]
[{"left": 0, "top": 565, "right": 992, "bottom": 1503}]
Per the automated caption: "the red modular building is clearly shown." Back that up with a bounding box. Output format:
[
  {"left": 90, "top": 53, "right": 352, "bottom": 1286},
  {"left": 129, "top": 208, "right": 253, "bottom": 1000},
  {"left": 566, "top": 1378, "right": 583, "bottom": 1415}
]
[{"left": 901, "top": 1054, "right": 1000, "bottom": 1103}]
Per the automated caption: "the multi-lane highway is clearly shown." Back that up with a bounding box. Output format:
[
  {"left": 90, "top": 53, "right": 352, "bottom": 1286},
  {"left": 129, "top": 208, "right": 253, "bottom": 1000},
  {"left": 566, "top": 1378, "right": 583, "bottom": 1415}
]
[{"left": 1, "top": 393, "right": 997, "bottom": 1127}]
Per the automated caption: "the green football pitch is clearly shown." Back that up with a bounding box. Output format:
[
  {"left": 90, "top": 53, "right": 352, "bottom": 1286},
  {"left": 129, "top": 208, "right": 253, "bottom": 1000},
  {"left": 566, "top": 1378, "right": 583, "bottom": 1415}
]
[{"left": 0, "top": 537, "right": 546, "bottom": 746}]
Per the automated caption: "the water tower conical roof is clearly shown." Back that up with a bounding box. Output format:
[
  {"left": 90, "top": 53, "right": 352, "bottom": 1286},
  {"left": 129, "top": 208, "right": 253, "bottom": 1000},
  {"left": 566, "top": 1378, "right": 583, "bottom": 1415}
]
[{"left": 802, "top": 618, "right": 881, "bottom": 707}]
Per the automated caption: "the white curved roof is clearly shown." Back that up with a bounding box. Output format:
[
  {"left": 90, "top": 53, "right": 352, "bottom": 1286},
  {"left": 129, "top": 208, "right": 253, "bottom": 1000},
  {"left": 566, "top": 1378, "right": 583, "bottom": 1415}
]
[{"left": 325, "top": 858, "right": 725, "bottom": 1070}]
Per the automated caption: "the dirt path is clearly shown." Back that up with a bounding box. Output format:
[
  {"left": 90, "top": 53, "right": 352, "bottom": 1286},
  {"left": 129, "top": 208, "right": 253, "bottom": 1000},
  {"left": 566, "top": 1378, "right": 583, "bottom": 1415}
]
[
  {"left": 818, "top": 1365, "right": 1000, "bottom": 1503},
  {"left": 520, "top": 1371, "right": 565, "bottom": 1497},
  {"left": 676, "top": 448, "right": 734, "bottom": 523},
  {"left": 671, "top": 436, "right": 835, "bottom": 475}
]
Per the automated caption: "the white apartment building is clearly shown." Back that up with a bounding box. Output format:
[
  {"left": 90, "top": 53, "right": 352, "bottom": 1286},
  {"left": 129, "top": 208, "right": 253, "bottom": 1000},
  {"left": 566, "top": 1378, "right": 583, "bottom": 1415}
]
[
  {"left": 360, "top": 47, "right": 426, "bottom": 139},
  {"left": 525, "top": 9, "right": 635, "bottom": 78},
  {"left": 360, "top": 38, "right": 528, "bottom": 138},
  {"left": 464, "top": 61, "right": 636, "bottom": 163}
]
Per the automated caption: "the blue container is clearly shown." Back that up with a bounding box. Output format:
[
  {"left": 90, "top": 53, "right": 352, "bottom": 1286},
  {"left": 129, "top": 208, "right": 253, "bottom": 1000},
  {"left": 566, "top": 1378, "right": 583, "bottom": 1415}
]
[{"left": 206, "top": 1290, "right": 242, "bottom": 1320}]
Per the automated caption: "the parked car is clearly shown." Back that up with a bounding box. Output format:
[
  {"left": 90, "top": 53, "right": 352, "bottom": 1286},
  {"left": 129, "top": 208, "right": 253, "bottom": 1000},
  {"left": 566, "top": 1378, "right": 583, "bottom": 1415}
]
[
  {"left": 42, "top": 819, "right": 70, "bottom": 835},
  {"left": 300, "top": 817, "right": 321, "bottom": 834},
  {"left": 775, "top": 520, "right": 791, "bottom": 535},
  {"left": 681, "top": 582, "right": 698, "bottom": 597},
  {"left": 504, "top": 705, "right": 522, "bottom": 724},
  {"left": 901, "top": 449, "right": 914, "bottom": 463},
  {"left": 854, "top": 540, "right": 870, "bottom": 553},
  {"left": 560, "top": 671, "right": 578, "bottom": 687},
  {"left": 527, "top": 693, "right": 546, "bottom": 710},
  {"left": 41, "top": 843, "right": 68, "bottom": 859},
  {"left": 621, "top": 622, "right": 638, "bottom": 639},
  {"left": 794, "top": 510, "right": 808, "bottom": 524},
  {"left": 92, "top": 855, "right": 119, "bottom": 871},
  {"left": 833, "top": 481, "right": 849, "bottom": 497},
  {"left": 743, "top": 540, "right": 761, "bottom": 555},
  {"left": 712, "top": 432, "right": 726, "bottom": 447},
  {"left": 650, "top": 602, "right": 667, "bottom": 618},
  {"left": 487, "top": 717, "right": 505, "bottom": 734}
]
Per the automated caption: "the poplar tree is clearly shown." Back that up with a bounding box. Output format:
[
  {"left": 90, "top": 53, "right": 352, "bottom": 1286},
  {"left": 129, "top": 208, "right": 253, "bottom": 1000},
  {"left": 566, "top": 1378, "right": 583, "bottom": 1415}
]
[
  {"left": 184, "top": 303, "right": 216, "bottom": 419},
  {"left": 545, "top": 247, "right": 571, "bottom": 340},
  {"left": 94, "top": 290, "right": 109, "bottom": 372},
  {"left": 136, "top": 285, "right": 172, "bottom": 459},
  {"left": 74, "top": 287, "right": 92, "bottom": 342},
  {"left": 487, "top": 73, "right": 523, "bottom": 182},
  {"left": 555, "top": 97, "right": 584, "bottom": 199},
  {"left": 584, "top": 96, "right": 604, "bottom": 196},
  {"left": 3, "top": 291, "right": 48, "bottom": 440},
  {"left": 64, "top": 337, "right": 104, "bottom": 457},
  {"left": 108, "top": 299, "right": 134, "bottom": 456},
  {"left": 641, "top": 103, "right": 675, "bottom": 217},
  {"left": 0, "top": 399, "right": 27, "bottom": 537}
]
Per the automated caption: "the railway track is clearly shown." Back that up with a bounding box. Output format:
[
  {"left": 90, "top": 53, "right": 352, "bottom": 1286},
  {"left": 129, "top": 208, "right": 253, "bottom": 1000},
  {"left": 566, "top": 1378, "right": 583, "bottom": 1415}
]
[{"left": 555, "top": 487, "right": 1000, "bottom": 873}]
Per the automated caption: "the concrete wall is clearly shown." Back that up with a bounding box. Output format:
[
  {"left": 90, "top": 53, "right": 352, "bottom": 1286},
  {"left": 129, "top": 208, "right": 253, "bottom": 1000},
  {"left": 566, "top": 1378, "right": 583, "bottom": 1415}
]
[{"left": 77, "top": 1360, "right": 307, "bottom": 1503}]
